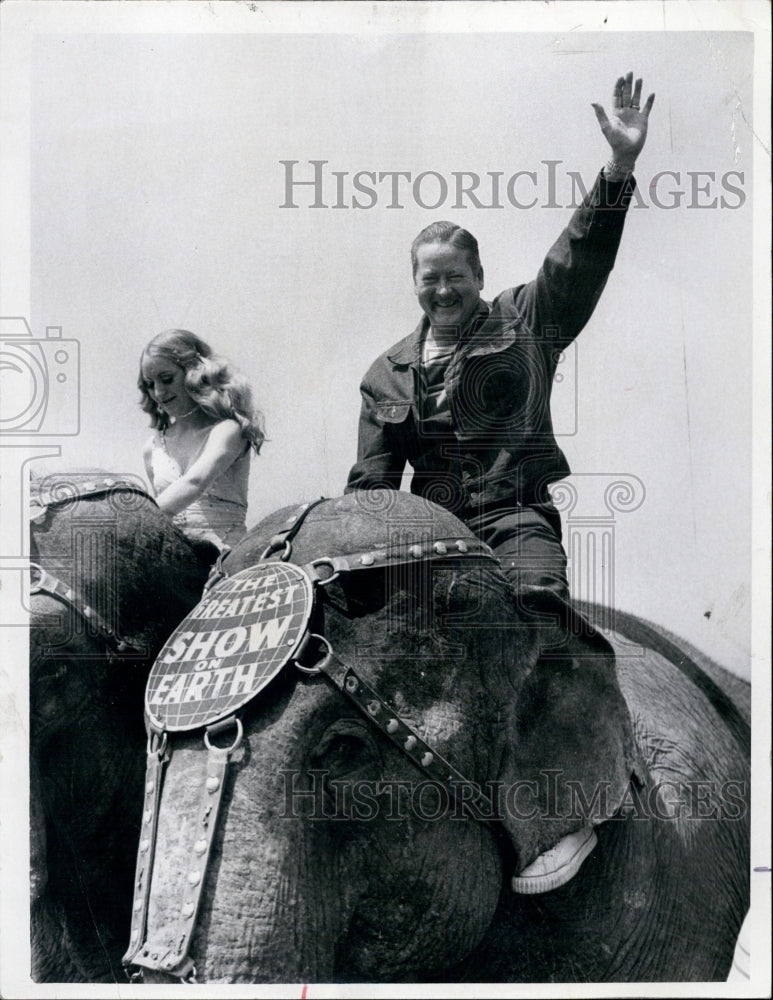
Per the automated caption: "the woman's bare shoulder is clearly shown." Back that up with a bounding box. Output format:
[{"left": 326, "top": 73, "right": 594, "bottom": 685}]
[
  {"left": 208, "top": 417, "right": 242, "bottom": 439},
  {"left": 203, "top": 418, "right": 245, "bottom": 453},
  {"left": 142, "top": 432, "right": 158, "bottom": 457}
]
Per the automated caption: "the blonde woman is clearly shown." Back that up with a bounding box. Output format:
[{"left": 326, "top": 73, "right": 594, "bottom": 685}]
[{"left": 139, "top": 329, "right": 265, "bottom": 552}]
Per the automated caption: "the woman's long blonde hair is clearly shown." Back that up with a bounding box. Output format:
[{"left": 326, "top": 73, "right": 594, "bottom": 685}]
[{"left": 138, "top": 329, "right": 265, "bottom": 453}]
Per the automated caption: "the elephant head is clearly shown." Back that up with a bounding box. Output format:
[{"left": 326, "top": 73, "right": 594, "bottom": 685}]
[
  {"left": 128, "top": 490, "right": 649, "bottom": 983},
  {"left": 29, "top": 472, "right": 211, "bottom": 982}
]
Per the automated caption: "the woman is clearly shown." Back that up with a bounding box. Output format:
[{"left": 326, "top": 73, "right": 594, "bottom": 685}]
[{"left": 139, "top": 329, "right": 264, "bottom": 553}]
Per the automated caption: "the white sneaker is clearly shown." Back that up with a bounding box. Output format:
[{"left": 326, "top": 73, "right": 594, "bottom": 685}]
[{"left": 511, "top": 826, "right": 598, "bottom": 895}]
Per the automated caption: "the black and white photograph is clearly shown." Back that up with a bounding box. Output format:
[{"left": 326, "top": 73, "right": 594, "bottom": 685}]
[{"left": 0, "top": 1, "right": 770, "bottom": 995}]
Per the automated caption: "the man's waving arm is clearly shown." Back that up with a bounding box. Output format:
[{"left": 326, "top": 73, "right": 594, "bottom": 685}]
[{"left": 515, "top": 71, "right": 656, "bottom": 347}]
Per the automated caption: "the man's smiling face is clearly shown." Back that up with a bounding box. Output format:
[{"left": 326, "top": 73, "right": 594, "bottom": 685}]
[{"left": 414, "top": 241, "right": 484, "bottom": 334}]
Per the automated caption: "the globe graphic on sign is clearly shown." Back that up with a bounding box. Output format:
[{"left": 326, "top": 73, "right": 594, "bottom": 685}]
[{"left": 146, "top": 562, "right": 315, "bottom": 731}]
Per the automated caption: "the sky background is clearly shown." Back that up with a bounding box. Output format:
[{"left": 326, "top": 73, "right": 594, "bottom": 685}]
[
  {"left": 8, "top": 10, "right": 763, "bottom": 680},
  {"left": 0, "top": 3, "right": 770, "bottom": 994}
]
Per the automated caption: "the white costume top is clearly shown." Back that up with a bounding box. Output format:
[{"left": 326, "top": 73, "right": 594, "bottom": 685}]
[{"left": 148, "top": 423, "right": 250, "bottom": 551}]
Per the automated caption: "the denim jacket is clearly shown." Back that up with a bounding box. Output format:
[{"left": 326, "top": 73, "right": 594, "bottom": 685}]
[{"left": 346, "top": 173, "right": 636, "bottom": 518}]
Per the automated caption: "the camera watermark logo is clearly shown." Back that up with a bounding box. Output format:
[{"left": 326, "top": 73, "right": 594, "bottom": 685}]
[
  {"left": 0, "top": 316, "right": 80, "bottom": 629},
  {"left": 0, "top": 317, "right": 80, "bottom": 435}
]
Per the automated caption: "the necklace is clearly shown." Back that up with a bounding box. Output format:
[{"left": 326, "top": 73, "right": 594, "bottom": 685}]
[{"left": 173, "top": 406, "right": 199, "bottom": 421}]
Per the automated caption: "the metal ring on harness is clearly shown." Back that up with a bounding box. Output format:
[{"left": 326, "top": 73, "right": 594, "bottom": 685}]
[
  {"left": 259, "top": 497, "right": 329, "bottom": 563},
  {"left": 146, "top": 727, "right": 168, "bottom": 758},
  {"left": 125, "top": 521, "right": 501, "bottom": 980},
  {"left": 294, "top": 633, "right": 332, "bottom": 676},
  {"left": 203, "top": 545, "right": 232, "bottom": 592},
  {"left": 29, "top": 562, "right": 47, "bottom": 595},
  {"left": 261, "top": 536, "right": 292, "bottom": 562},
  {"left": 203, "top": 715, "right": 243, "bottom": 753},
  {"left": 308, "top": 558, "right": 340, "bottom": 586}
]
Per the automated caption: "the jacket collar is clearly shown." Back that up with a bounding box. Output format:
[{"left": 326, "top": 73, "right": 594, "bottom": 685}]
[
  {"left": 387, "top": 300, "right": 518, "bottom": 367},
  {"left": 386, "top": 321, "right": 424, "bottom": 366}
]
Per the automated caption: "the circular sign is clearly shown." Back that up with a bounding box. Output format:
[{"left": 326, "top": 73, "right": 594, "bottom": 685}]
[{"left": 146, "top": 562, "right": 314, "bottom": 731}]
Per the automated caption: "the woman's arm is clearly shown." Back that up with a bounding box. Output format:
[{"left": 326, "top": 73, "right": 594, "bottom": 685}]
[{"left": 155, "top": 420, "right": 246, "bottom": 516}]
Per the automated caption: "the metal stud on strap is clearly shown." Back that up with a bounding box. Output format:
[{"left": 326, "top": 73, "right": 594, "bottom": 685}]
[
  {"left": 303, "top": 536, "right": 496, "bottom": 587},
  {"left": 124, "top": 518, "right": 501, "bottom": 979},
  {"left": 123, "top": 727, "right": 168, "bottom": 968},
  {"left": 30, "top": 562, "right": 139, "bottom": 653},
  {"left": 124, "top": 717, "right": 242, "bottom": 979},
  {"left": 293, "top": 639, "right": 492, "bottom": 820},
  {"left": 30, "top": 479, "right": 151, "bottom": 520}
]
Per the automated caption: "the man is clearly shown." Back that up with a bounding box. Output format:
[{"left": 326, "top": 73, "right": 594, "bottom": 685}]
[
  {"left": 345, "top": 73, "right": 655, "bottom": 893},
  {"left": 347, "top": 72, "right": 654, "bottom": 603}
]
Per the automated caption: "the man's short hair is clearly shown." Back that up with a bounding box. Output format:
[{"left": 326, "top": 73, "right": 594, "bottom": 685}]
[{"left": 410, "top": 221, "right": 482, "bottom": 277}]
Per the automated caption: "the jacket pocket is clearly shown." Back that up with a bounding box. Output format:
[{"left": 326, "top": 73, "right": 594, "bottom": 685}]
[{"left": 375, "top": 401, "right": 412, "bottom": 425}]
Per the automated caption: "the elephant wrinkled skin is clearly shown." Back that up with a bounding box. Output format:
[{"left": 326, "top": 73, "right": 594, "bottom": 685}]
[
  {"left": 29, "top": 473, "right": 211, "bottom": 982},
  {"left": 135, "top": 492, "right": 750, "bottom": 984}
]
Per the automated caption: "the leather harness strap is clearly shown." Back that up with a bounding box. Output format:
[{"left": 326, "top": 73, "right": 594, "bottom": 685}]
[
  {"left": 260, "top": 497, "right": 329, "bottom": 561},
  {"left": 30, "top": 477, "right": 151, "bottom": 521},
  {"left": 30, "top": 478, "right": 153, "bottom": 654},
  {"left": 298, "top": 637, "right": 493, "bottom": 819},
  {"left": 292, "top": 534, "right": 499, "bottom": 818},
  {"left": 124, "top": 522, "right": 502, "bottom": 981},
  {"left": 302, "top": 534, "right": 495, "bottom": 583},
  {"left": 163, "top": 721, "right": 237, "bottom": 980},
  {"left": 124, "top": 729, "right": 168, "bottom": 973},
  {"left": 125, "top": 718, "right": 241, "bottom": 981},
  {"left": 30, "top": 562, "right": 140, "bottom": 654},
  {"left": 203, "top": 498, "right": 329, "bottom": 592}
]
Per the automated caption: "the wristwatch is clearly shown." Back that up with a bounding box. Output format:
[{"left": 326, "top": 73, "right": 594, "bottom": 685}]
[{"left": 604, "top": 158, "right": 636, "bottom": 182}]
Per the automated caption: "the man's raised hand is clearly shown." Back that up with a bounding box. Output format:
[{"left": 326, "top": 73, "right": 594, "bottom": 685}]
[{"left": 591, "top": 71, "right": 655, "bottom": 166}]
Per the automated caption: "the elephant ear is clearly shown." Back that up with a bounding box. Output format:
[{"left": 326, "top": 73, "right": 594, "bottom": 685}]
[{"left": 496, "top": 590, "right": 638, "bottom": 871}]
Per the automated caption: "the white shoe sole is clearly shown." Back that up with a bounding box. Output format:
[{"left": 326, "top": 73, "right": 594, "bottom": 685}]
[{"left": 511, "top": 827, "right": 598, "bottom": 895}]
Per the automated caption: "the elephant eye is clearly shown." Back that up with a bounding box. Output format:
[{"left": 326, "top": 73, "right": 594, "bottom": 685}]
[
  {"left": 323, "top": 736, "right": 365, "bottom": 766},
  {"left": 311, "top": 721, "right": 381, "bottom": 781}
]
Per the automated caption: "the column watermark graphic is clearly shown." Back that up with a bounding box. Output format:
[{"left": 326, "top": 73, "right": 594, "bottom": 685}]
[
  {"left": 551, "top": 472, "right": 646, "bottom": 635},
  {"left": 0, "top": 316, "right": 82, "bottom": 626}
]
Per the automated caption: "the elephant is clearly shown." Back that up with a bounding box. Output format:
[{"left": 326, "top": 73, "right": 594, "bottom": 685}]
[
  {"left": 121, "top": 490, "right": 749, "bottom": 984},
  {"left": 29, "top": 471, "right": 212, "bottom": 982}
]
